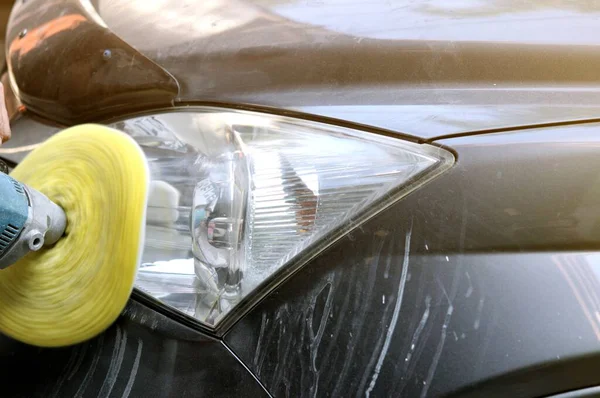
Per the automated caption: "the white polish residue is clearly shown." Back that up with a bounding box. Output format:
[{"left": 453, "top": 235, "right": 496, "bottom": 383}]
[
  {"left": 74, "top": 334, "right": 104, "bottom": 398},
  {"left": 122, "top": 339, "right": 143, "bottom": 398},
  {"left": 99, "top": 327, "right": 128, "bottom": 398},
  {"left": 421, "top": 305, "right": 454, "bottom": 398},
  {"left": 473, "top": 298, "right": 485, "bottom": 330},
  {"left": 465, "top": 271, "right": 473, "bottom": 298},
  {"left": 365, "top": 226, "right": 412, "bottom": 397},
  {"left": 405, "top": 296, "right": 431, "bottom": 365}
]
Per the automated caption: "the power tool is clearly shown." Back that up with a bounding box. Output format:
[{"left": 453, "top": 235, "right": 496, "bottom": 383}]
[
  {"left": 0, "top": 124, "right": 149, "bottom": 347},
  {"left": 0, "top": 170, "right": 67, "bottom": 269}
]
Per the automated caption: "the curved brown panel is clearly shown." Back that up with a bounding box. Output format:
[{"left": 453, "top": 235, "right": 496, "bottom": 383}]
[{"left": 6, "top": 0, "right": 179, "bottom": 124}]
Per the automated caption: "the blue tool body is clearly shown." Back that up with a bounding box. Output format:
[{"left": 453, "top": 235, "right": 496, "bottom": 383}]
[{"left": 0, "top": 173, "right": 28, "bottom": 256}]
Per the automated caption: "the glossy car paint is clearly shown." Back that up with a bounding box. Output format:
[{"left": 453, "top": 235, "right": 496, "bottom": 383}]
[
  {"left": 93, "top": 0, "right": 600, "bottom": 137},
  {"left": 2, "top": 0, "right": 600, "bottom": 397}
]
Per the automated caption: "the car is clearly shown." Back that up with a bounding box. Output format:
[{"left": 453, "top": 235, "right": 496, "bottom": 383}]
[{"left": 1, "top": 0, "right": 600, "bottom": 397}]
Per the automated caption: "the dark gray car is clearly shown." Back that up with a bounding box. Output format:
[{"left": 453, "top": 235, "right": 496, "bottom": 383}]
[{"left": 1, "top": 1, "right": 600, "bottom": 397}]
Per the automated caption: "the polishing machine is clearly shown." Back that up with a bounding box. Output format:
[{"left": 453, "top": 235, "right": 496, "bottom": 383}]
[{"left": 0, "top": 170, "right": 66, "bottom": 269}]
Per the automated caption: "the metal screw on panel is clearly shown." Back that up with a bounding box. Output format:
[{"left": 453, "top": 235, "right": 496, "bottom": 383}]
[
  {"left": 18, "top": 29, "right": 27, "bottom": 39},
  {"left": 102, "top": 49, "right": 112, "bottom": 60}
]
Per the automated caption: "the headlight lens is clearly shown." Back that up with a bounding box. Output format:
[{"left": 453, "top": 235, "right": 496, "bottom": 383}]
[{"left": 110, "top": 108, "right": 453, "bottom": 327}]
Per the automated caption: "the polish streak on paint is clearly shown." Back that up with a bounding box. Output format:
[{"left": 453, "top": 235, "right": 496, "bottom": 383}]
[
  {"left": 122, "top": 339, "right": 143, "bottom": 398},
  {"left": 74, "top": 334, "right": 105, "bottom": 398},
  {"left": 365, "top": 224, "right": 412, "bottom": 397},
  {"left": 99, "top": 326, "right": 128, "bottom": 397}
]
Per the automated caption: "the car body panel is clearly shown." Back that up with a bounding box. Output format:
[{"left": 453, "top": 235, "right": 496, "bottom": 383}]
[
  {"left": 227, "top": 250, "right": 600, "bottom": 397},
  {"left": 0, "top": 299, "right": 268, "bottom": 397},
  {"left": 5, "top": 0, "right": 600, "bottom": 137},
  {"left": 92, "top": 0, "right": 600, "bottom": 136},
  {"left": 226, "top": 123, "right": 600, "bottom": 396}
]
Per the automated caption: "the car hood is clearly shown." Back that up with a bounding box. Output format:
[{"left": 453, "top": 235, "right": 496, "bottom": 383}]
[{"left": 7, "top": 0, "right": 600, "bottom": 138}]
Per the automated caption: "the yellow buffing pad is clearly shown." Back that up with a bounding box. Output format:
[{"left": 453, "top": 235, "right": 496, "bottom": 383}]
[{"left": 0, "top": 124, "right": 149, "bottom": 347}]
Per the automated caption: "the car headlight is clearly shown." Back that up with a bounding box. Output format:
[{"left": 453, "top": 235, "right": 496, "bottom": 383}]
[{"left": 109, "top": 108, "right": 454, "bottom": 328}]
